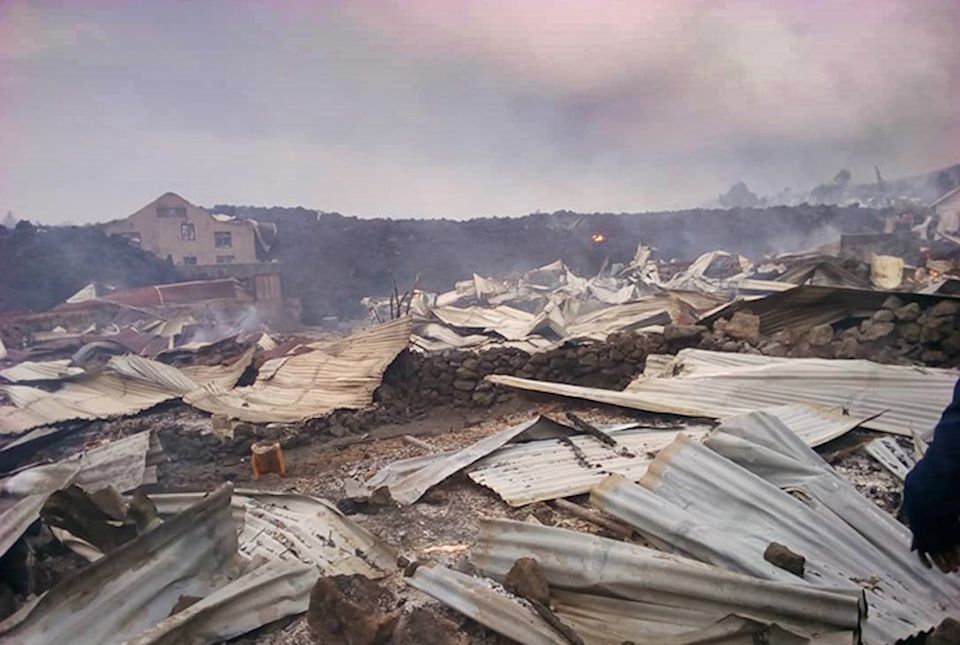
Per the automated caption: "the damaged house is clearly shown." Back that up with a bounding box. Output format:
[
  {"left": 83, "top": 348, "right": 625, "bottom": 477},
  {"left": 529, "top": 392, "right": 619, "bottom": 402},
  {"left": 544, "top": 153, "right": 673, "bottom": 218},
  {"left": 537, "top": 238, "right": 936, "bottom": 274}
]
[{"left": 102, "top": 193, "right": 262, "bottom": 266}]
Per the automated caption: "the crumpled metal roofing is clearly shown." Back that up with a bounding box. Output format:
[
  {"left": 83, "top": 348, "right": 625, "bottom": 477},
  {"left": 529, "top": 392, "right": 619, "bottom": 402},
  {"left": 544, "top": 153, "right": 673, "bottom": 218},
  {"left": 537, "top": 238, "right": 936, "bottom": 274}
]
[
  {"left": 0, "top": 350, "right": 252, "bottom": 436},
  {"left": 0, "top": 484, "right": 239, "bottom": 644},
  {"left": 2, "top": 482, "right": 394, "bottom": 645},
  {"left": 0, "top": 429, "right": 162, "bottom": 559},
  {"left": 379, "top": 416, "right": 564, "bottom": 505},
  {"left": 146, "top": 489, "right": 398, "bottom": 577},
  {"left": 489, "top": 348, "right": 956, "bottom": 439},
  {"left": 0, "top": 460, "right": 79, "bottom": 560},
  {"left": 122, "top": 558, "right": 315, "bottom": 645},
  {"left": 468, "top": 425, "right": 707, "bottom": 507},
  {"left": 409, "top": 564, "right": 569, "bottom": 645},
  {"left": 548, "top": 589, "right": 823, "bottom": 645},
  {"left": 363, "top": 406, "right": 861, "bottom": 509},
  {"left": 432, "top": 305, "right": 538, "bottom": 341},
  {"left": 184, "top": 317, "right": 412, "bottom": 422},
  {"left": 470, "top": 518, "right": 861, "bottom": 638},
  {"left": 864, "top": 436, "right": 917, "bottom": 481},
  {"left": 98, "top": 278, "right": 247, "bottom": 307},
  {"left": 0, "top": 359, "right": 85, "bottom": 383},
  {"left": 412, "top": 564, "right": 836, "bottom": 645},
  {"left": 467, "top": 405, "right": 866, "bottom": 507},
  {"left": 589, "top": 409, "right": 960, "bottom": 644}
]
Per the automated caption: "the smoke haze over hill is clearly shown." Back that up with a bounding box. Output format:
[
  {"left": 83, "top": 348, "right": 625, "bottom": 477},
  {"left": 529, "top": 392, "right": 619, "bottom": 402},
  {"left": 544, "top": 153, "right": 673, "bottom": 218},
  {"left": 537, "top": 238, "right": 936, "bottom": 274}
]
[{"left": 1, "top": 0, "right": 959, "bottom": 223}]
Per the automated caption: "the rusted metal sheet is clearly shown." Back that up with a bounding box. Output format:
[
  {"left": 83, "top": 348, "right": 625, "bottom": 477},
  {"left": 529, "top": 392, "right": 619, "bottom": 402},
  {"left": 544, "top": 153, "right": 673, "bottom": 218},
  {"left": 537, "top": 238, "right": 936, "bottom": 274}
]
[
  {"left": 184, "top": 317, "right": 411, "bottom": 423},
  {"left": 100, "top": 278, "right": 247, "bottom": 307}
]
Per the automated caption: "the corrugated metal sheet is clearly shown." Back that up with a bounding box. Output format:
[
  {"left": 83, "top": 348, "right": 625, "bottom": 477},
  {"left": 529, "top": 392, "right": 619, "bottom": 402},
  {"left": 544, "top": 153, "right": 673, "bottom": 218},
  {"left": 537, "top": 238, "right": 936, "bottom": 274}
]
[
  {"left": 468, "top": 426, "right": 708, "bottom": 507},
  {"left": 408, "top": 564, "right": 567, "bottom": 645},
  {"left": 590, "top": 410, "right": 960, "bottom": 644},
  {"left": 73, "top": 430, "right": 163, "bottom": 493},
  {"left": 0, "top": 360, "right": 85, "bottom": 383},
  {"left": 184, "top": 317, "right": 412, "bottom": 423},
  {"left": 0, "top": 350, "right": 252, "bottom": 436},
  {"left": 864, "top": 437, "right": 916, "bottom": 481},
  {"left": 382, "top": 416, "right": 564, "bottom": 505},
  {"left": 0, "top": 430, "right": 162, "bottom": 559},
  {"left": 489, "top": 348, "right": 956, "bottom": 439},
  {"left": 364, "top": 406, "right": 861, "bottom": 509},
  {"left": 0, "top": 485, "right": 239, "bottom": 644},
  {"left": 100, "top": 278, "right": 246, "bottom": 307},
  {"left": 2, "top": 483, "right": 385, "bottom": 645},
  {"left": 412, "top": 323, "right": 491, "bottom": 352},
  {"left": 122, "top": 559, "right": 315, "bottom": 645},
  {"left": 145, "top": 489, "right": 398, "bottom": 577},
  {"left": 432, "top": 305, "right": 537, "bottom": 341},
  {"left": 467, "top": 405, "right": 866, "bottom": 507},
  {"left": 564, "top": 303, "right": 672, "bottom": 340},
  {"left": 548, "top": 590, "right": 806, "bottom": 645},
  {"left": 411, "top": 565, "right": 836, "bottom": 645},
  {"left": 470, "top": 518, "right": 861, "bottom": 636},
  {"left": 0, "top": 460, "right": 79, "bottom": 559}
]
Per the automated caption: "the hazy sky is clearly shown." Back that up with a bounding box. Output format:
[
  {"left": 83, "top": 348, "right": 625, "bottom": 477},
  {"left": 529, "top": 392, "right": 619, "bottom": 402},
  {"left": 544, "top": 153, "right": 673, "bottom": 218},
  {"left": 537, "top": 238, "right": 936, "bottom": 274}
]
[{"left": 1, "top": 1, "right": 958, "bottom": 224}]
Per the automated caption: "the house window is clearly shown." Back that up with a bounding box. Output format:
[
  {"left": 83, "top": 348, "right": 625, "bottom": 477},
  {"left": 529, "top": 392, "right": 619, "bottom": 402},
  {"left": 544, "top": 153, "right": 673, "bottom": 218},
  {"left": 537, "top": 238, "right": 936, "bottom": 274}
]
[
  {"left": 182, "top": 256, "right": 198, "bottom": 265},
  {"left": 214, "top": 231, "right": 232, "bottom": 248},
  {"left": 156, "top": 206, "right": 186, "bottom": 218},
  {"left": 119, "top": 232, "right": 141, "bottom": 246},
  {"left": 180, "top": 223, "right": 196, "bottom": 240},
  {"left": 216, "top": 255, "right": 235, "bottom": 264}
]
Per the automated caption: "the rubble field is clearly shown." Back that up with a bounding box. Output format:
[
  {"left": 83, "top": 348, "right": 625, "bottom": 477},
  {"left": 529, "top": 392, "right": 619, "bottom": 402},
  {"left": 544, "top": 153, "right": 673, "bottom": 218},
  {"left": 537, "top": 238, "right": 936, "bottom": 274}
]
[{"left": 3, "top": 229, "right": 960, "bottom": 644}]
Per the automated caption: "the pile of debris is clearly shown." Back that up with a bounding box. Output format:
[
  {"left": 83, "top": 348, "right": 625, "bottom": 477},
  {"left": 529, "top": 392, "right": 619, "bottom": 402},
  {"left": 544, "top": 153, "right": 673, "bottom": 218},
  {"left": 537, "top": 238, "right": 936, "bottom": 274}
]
[
  {"left": 699, "top": 288, "right": 960, "bottom": 367},
  {"left": 364, "top": 238, "right": 960, "bottom": 361},
  {"left": 5, "top": 232, "right": 960, "bottom": 643}
]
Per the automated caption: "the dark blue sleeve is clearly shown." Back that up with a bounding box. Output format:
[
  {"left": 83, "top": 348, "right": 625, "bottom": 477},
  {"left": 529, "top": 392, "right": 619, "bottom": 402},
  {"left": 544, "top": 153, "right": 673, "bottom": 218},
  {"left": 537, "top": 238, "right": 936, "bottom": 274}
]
[{"left": 903, "top": 379, "right": 960, "bottom": 552}]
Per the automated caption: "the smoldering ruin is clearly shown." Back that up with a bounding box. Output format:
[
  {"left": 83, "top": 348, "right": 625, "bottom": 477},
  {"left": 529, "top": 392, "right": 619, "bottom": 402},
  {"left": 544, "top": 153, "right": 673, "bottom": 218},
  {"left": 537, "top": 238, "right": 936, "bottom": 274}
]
[{"left": 2, "top": 174, "right": 960, "bottom": 645}]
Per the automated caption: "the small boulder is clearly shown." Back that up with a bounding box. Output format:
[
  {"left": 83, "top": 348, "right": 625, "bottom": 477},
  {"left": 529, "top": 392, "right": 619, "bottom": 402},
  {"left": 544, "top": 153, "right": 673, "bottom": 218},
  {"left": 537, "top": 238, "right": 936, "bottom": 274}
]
[
  {"left": 872, "top": 309, "right": 895, "bottom": 323},
  {"left": 899, "top": 322, "right": 922, "bottom": 343},
  {"left": 724, "top": 312, "right": 761, "bottom": 343},
  {"left": 861, "top": 320, "right": 895, "bottom": 341},
  {"left": 807, "top": 323, "right": 834, "bottom": 347},
  {"left": 930, "top": 301, "right": 960, "bottom": 318},
  {"left": 881, "top": 295, "right": 904, "bottom": 310},
  {"left": 894, "top": 302, "right": 922, "bottom": 322},
  {"left": 834, "top": 337, "right": 861, "bottom": 359}
]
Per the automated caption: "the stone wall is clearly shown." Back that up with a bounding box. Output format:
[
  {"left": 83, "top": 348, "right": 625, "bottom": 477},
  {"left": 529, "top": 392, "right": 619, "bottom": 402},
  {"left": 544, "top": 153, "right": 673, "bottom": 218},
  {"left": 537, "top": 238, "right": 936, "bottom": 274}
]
[
  {"left": 165, "top": 298, "right": 960, "bottom": 460},
  {"left": 702, "top": 297, "right": 960, "bottom": 367}
]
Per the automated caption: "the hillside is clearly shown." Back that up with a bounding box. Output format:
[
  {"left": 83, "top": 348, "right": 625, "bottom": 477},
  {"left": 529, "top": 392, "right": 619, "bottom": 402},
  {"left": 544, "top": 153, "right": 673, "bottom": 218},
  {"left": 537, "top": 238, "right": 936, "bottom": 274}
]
[
  {"left": 213, "top": 204, "right": 888, "bottom": 323},
  {"left": 0, "top": 222, "right": 180, "bottom": 312}
]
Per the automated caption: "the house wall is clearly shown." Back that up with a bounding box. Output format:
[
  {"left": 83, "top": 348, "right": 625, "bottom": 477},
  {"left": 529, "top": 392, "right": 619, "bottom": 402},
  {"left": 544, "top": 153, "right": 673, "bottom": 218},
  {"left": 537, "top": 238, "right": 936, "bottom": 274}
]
[
  {"left": 103, "top": 193, "right": 257, "bottom": 265},
  {"left": 936, "top": 191, "right": 960, "bottom": 234}
]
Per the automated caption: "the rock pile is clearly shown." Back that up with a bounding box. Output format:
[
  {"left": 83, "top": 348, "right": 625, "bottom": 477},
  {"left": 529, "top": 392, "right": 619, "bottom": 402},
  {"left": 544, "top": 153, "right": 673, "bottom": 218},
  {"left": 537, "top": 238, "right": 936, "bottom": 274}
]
[{"left": 703, "top": 297, "right": 960, "bottom": 367}]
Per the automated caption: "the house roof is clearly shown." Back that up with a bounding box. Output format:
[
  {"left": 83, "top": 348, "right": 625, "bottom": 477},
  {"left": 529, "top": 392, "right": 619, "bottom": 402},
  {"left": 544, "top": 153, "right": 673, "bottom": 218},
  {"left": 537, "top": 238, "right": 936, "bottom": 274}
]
[{"left": 931, "top": 186, "right": 960, "bottom": 208}]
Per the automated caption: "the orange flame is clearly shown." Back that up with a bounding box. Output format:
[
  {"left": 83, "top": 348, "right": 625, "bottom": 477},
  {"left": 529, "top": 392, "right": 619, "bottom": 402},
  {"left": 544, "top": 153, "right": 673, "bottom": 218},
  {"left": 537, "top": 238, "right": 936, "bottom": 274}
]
[{"left": 591, "top": 232, "right": 606, "bottom": 243}]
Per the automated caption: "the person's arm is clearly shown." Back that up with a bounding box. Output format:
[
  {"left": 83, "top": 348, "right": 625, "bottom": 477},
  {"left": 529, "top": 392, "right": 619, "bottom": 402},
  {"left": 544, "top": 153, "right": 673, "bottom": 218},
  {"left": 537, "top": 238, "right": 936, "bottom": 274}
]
[{"left": 903, "top": 380, "right": 960, "bottom": 563}]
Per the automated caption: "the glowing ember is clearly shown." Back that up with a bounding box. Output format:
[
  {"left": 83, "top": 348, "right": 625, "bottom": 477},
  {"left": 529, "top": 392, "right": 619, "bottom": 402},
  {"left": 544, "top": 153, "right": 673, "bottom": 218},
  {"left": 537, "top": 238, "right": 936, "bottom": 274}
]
[{"left": 591, "top": 232, "right": 606, "bottom": 243}]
